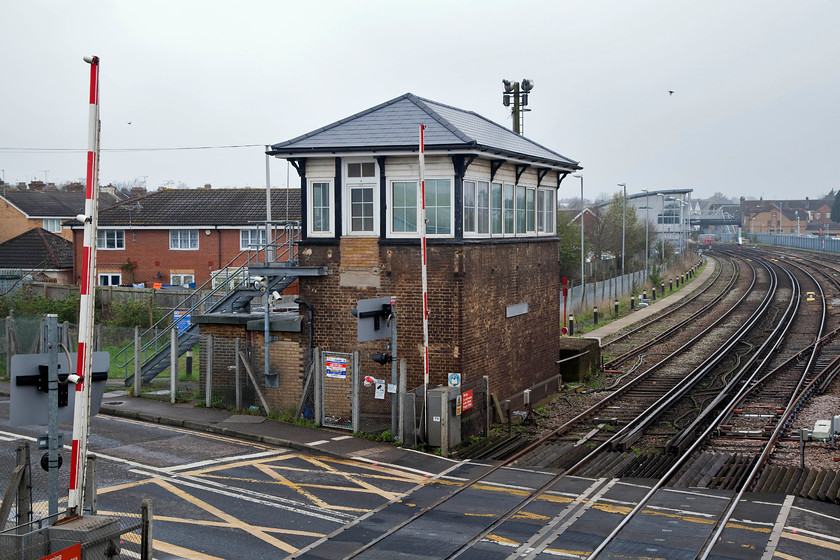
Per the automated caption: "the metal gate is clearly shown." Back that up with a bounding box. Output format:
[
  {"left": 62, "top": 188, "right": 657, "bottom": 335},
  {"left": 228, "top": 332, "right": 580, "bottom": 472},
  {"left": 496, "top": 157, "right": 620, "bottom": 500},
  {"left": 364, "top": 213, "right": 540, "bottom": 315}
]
[{"left": 320, "top": 351, "right": 355, "bottom": 430}]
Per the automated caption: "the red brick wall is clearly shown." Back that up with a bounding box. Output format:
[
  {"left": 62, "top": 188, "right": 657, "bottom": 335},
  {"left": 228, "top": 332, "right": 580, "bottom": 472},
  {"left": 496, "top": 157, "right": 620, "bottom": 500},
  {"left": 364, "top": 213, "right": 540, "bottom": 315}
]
[
  {"left": 72, "top": 228, "right": 297, "bottom": 294},
  {"left": 198, "top": 322, "right": 305, "bottom": 412},
  {"left": 298, "top": 238, "right": 560, "bottom": 401}
]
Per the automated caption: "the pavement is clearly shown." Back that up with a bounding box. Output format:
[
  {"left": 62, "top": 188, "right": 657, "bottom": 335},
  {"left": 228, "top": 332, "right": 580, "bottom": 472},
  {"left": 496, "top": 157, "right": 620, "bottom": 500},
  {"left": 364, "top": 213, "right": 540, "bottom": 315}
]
[{"left": 582, "top": 255, "right": 715, "bottom": 343}]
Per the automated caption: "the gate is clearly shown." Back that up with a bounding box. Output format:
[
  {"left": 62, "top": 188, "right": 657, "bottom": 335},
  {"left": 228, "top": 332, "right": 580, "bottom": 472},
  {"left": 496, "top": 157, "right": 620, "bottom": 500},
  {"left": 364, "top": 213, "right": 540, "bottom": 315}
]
[{"left": 320, "top": 351, "right": 355, "bottom": 430}]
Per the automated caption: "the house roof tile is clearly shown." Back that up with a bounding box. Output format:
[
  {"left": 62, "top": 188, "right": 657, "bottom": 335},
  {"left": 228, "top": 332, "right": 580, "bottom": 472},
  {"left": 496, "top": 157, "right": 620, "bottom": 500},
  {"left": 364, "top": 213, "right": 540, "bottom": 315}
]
[
  {"left": 1, "top": 189, "right": 128, "bottom": 218},
  {"left": 93, "top": 188, "right": 301, "bottom": 227},
  {"left": 0, "top": 228, "right": 73, "bottom": 269}
]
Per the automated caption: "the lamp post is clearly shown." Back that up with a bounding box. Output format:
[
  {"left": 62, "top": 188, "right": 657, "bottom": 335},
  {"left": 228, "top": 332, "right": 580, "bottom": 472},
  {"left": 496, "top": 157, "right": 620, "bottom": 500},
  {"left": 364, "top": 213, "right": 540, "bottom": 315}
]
[
  {"left": 658, "top": 194, "right": 666, "bottom": 263},
  {"left": 642, "top": 189, "right": 649, "bottom": 280},
  {"left": 618, "top": 183, "right": 626, "bottom": 295},
  {"left": 574, "top": 174, "right": 584, "bottom": 310},
  {"left": 502, "top": 79, "right": 534, "bottom": 135}
]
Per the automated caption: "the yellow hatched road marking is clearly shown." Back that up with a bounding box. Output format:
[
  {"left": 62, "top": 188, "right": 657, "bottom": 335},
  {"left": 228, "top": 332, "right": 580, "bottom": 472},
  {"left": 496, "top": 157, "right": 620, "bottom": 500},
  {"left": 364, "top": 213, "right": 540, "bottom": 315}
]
[{"left": 152, "top": 478, "right": 298, "bottom": 553}]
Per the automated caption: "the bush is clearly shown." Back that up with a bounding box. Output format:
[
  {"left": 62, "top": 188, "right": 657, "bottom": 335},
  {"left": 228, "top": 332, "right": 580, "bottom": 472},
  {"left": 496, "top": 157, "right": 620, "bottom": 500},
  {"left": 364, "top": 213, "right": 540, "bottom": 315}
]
[
  {"left": 0, "top": 291, "right": 81, "bottom": 323},
  {"left": 103, "top": 298, "right": 161, "bottom": 328}
]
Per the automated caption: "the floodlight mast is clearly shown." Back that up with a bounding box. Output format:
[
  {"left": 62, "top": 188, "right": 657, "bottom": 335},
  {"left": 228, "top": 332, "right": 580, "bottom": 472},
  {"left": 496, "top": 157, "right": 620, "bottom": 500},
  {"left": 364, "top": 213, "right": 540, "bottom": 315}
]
[{"left": 69, "top": 54, "right": 100, "bottom": 515}]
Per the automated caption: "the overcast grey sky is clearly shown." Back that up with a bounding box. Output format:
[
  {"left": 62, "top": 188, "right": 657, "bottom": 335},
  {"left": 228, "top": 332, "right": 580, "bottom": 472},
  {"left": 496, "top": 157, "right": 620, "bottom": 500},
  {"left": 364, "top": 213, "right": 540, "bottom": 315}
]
[{"left": 2, "top": 0, "right": 838, "bottom": 201}]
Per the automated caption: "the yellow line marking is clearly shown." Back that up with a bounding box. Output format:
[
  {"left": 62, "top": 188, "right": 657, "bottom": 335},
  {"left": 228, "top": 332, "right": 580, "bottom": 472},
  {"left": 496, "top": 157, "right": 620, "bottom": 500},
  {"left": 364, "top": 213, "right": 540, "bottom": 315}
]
[
  {"left": 773, "top": 552, "right": 801, "bottom": 559},
  {"left": 96, "top": 511, "right": 324, "bottom": 537},
  {"left": 253, "top": 464, "right": 366, "bottom": 513},
  {"left": 152, "top": 478, "right": 298, "bottom": 553},
  {"left": 782, "top": 530, "right": 840, "bottom": 552}
]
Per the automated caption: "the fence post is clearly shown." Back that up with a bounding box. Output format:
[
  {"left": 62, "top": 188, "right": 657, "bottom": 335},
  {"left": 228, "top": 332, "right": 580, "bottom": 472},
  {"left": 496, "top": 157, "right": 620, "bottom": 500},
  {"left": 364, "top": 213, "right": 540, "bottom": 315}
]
[
  {"left": 6, "top": 313, "right": 13, "bottom": 381},
  {"left": 16, "top": 440, "right": 31, "bottom": 530},
  {"left": 170, "top": 327, "right": 178, "bottom": 404},
  {"left": 351, "top": 351, "right": 360, "bottom": 434},
  {"left": 84, "top": 455, "right": 97, "bottom": 515},
  {"left": 206, "top": 335, "right": 214, "bottom": 408},
  {"left": 483, "top": 375, "right": 490, "bottom": 436},
  {"left": 235, "top": 338, "right": 242, "bottom": 411},
  {"left": 314, "top": 348, "right": 322, "bottom": 426},
  {"left": 134, "top": 326, "right": 141, "bottom": 397},
  {"left": 141, "top": 499, "right": 154, "bottom": 560},
  {"left": 398, "top": 358, "right": 407, "bottom": 442}
]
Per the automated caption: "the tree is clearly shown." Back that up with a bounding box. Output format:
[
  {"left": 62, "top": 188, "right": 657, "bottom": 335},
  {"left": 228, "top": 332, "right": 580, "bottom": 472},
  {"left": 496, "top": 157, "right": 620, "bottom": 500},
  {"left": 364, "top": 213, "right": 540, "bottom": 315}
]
[
  {"left": 832, "top": 192, "right": 840, "bottom": 223},
  {"left": 556, "top": 210, "right": 582, "bottom": 280}
]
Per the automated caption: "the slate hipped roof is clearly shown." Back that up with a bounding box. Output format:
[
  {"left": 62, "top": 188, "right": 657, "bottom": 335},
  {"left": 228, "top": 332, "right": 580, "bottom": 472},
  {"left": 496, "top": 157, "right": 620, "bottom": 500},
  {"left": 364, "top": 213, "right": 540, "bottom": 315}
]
[
  {"left": 89, "top": 188, "right": 301, "bottom": 227},
  {"left": 268, "top": 93, "right": 581, "bottom": 171},
  {"left": 0, "top": 228, "right": 73, "bottom": 269}
]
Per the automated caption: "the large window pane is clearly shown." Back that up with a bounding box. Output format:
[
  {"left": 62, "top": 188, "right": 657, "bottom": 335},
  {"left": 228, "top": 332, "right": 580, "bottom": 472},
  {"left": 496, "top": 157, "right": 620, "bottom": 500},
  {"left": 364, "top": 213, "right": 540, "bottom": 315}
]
[
  {"left": 477, "top": 181, "right": 489, "bottom": 234},
  {"left": 312, "top": 182, "right": 331, "bottom": 233},
  {"left": 392, "top": 181, "right": 417, "bottom": 233},
  {"left": 425, "top": 179, "right": 451, "bottom": 235},
  {"left": 526, "top": 188, "right": 536, "bottom": 232},
  {"left": 463, "top": 180, "right": 476, "bottom": 233},
  {"left": 516, "top": 185, "right": 527, "bottom": 234},
  {"left": 351, "top": 186, "right": 374, "bottom": 232},
  {"left": 491, "top": 182, "right": 503, "bottom": 234},
  {"left": 504, "top": 183, "right": 515, "bottom": 234},
  {"left": 97, "top": 229, "right": 124, "bottom": 249}
]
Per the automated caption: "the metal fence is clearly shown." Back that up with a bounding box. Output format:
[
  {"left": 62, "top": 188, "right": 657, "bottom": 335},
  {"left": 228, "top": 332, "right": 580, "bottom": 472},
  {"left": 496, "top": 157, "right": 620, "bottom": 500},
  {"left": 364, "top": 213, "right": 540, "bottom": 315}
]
[
  {"left": 749, "top": 232, "right": 840, "bottom": 253},
  {"left": 0, "top": 440, "right": 144, "bottom": 560}
]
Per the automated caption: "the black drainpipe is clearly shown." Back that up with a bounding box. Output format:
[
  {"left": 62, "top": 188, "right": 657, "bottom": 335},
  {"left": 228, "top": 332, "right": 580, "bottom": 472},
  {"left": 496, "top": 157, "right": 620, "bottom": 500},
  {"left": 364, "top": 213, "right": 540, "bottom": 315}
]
[{"left": 295, "top": 297, "right": 314, "bottom": 360}]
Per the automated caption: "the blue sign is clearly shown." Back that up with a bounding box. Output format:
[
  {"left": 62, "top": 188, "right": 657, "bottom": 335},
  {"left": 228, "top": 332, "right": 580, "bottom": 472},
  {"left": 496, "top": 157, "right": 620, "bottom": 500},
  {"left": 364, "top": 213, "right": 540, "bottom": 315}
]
[
  {"left": 173, "top": 310, "right": 191, "bottom": 331},
  {"left": 448, "top": 372, "right": 461, "bottom": 387}
]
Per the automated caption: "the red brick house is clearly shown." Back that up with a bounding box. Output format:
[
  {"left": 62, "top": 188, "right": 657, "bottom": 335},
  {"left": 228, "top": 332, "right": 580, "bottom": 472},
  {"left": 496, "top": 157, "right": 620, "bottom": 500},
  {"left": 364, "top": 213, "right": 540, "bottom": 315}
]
[
  {"left": 268, "top": 93, "right": 581, "bottom": 406},
  {"left": 69, "top": 187, "right": 301, "bottom": 289}
]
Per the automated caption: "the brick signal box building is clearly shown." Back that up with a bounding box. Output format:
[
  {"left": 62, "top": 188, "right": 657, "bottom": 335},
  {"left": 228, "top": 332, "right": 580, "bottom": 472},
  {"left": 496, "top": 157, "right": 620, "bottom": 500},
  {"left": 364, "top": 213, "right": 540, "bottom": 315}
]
[{"left": 269, "top": 93, "right": 581, "bottom": 403}]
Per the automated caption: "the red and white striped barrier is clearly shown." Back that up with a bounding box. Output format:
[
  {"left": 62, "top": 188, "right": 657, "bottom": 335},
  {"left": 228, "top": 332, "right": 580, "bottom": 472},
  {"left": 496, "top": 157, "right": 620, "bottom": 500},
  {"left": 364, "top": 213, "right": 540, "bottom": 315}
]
[{"left": 69, "top": 55, "right": 100, "bottom": 514}]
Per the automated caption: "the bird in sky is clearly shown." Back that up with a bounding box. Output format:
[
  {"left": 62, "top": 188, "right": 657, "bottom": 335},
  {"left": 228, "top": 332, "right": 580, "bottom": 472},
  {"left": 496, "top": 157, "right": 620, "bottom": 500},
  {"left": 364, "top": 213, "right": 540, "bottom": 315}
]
[{"left": 668, "top": 90, "right": 674, "bottom": 96}]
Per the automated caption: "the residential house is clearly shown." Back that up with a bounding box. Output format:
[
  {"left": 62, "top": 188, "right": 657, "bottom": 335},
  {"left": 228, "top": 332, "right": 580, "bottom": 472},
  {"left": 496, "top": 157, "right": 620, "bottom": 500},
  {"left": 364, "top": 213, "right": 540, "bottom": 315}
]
[
  {"left": 0, "top": 184, "right": 130, "bottom": 243},
  {"left": 0, "top": 227, "right": 74, "bottom": 286},
  {"left": 267, "top": 93, "right": 582, "bottom": 404},
  {"left": 740, "top": 198, "right": 835, "bottom": 235},
  {"left": 70, "top": 187, "right": 302, "bottom": 288}
]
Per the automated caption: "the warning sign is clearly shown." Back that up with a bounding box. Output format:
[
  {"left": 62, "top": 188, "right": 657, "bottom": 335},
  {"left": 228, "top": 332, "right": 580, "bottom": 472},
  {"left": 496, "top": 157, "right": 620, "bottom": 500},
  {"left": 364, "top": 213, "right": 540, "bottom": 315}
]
[
  {"left": 461, "top": 389, "right": 474, "bottom": 411},
  {"left": 40, "top": 542, "right": 81, "bottom": 560},
  {"left": 325, "top": 356, "right": 347, "bottom": 379}
]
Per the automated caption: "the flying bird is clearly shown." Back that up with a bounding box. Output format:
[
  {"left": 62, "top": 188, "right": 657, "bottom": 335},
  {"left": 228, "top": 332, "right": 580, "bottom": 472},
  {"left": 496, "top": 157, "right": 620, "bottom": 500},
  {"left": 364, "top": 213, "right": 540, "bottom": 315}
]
[{"left": 668, "top": 91, "right": 674, "bottom": 96}]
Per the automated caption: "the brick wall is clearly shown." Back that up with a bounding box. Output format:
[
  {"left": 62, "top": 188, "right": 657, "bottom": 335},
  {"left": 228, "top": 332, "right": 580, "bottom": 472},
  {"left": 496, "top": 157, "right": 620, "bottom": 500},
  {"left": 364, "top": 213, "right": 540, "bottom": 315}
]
[
  {"left": 298, "top": 237, "right": 560, "bottom": 401},
  {"left": 198, "top": 322, "right": 306, "bottom": 412},
  {"left": 73, "top": 228, "right": 298, "bottom": 293}
]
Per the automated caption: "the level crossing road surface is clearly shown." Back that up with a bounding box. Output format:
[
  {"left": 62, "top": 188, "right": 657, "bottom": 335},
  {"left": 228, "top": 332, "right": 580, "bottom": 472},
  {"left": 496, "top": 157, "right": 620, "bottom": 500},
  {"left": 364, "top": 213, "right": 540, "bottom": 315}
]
[{"left": 3, "top": 384, "right": 840, "bottom": 559}]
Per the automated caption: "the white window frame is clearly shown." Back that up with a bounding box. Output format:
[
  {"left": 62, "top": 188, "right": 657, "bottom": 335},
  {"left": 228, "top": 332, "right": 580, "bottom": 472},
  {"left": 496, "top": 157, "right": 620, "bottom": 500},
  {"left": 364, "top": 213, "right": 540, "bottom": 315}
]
[
  {"left": 463, "top": 179, "right": 490, "bottom": 238},
  {"left": 343, "top": 159, "right": 379, "bottom": 236},
  {"left": 537, "top": 188, "right": 556, "bottom": 234},
  {"left": 43, "top": 218, "right": 61, "bottom": 233},
  {"left": 503, "top": 183, "right": 516, "bottom": 237},
  {"left": 240, "top": 228, "right": 267, "bottom": 250},
  {"left": 96, "top": 229, "right": 125, "bottom": 250},
  {"left": 170, "top": 273, "right": 195, "bottom": 287},
  {"left": 169, "top": 229, "right": 199, "bottom": 250},
  {"left": 308, "top": 179, "right": 334, "bottom": 237},
  {"left": 98, "top": 273, "right": 121, "bottom": 286},
  {"left": 491, "top": 182, "right": 503, "bottom": 237},
  {"left": 387, "top": 178, "right": 419, "bottom": 237},
  {"left": 385, "top": 176, "right": 454, "bottom": 238}
]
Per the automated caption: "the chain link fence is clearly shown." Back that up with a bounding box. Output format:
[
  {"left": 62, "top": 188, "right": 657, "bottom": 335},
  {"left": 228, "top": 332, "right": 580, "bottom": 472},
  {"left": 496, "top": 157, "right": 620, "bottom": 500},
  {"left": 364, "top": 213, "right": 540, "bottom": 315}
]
[{"left": 0, "top": 440, "right": 144, "bottom": 560}]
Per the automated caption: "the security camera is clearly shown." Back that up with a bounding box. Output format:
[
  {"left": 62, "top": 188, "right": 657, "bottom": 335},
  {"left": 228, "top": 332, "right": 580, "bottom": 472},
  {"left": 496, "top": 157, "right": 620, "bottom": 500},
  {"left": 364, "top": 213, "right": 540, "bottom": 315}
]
[
  {"left": 251, "top": 276, "right": 265, "bottom": 290},
  {"left": 66, "top": 374, "right": 82, "bottom": 384}
]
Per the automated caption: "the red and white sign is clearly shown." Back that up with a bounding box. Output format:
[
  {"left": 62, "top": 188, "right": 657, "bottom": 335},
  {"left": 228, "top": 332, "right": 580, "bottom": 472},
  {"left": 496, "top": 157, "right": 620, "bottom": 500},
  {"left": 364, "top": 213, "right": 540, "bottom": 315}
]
[
  {"left": 461, "top": 389, "right": 474, "bottom": 411},
  {"left": 40, "top": 542, "right": 81, "bottom": 560}
]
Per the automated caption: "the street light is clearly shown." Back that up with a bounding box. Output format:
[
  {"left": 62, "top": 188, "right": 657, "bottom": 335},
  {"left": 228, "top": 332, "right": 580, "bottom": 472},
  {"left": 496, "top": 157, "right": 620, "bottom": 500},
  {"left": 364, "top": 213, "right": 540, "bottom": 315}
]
[
  {"left": 501, "top": 79, "right": 534, "bottom": 135},
  {"left": 573, "top": 174, "right": 584, "bottom": 309},
  {"left": 618, "top": 183, "right": 626, "bottom": 295},
  {"left": 641, "top": 189, "right": 649, "bottom": 279},
  {"left": 658, "top": 194, "right": 666, "bottom": 262}
]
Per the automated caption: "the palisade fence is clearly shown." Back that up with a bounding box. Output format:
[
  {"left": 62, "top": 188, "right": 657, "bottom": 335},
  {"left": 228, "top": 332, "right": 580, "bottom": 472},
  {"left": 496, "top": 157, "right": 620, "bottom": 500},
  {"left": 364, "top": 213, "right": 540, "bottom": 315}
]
[
  {"left": 750, "top": 232, "right": 840, "bottom": 253},
  {"left": 567, "top": 269, "right": 648, "bottom": 313}
]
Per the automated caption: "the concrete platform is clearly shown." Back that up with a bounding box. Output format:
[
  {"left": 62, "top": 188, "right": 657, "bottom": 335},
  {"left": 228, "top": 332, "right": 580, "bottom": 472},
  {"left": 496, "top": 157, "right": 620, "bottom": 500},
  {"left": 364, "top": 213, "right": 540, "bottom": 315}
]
[{"left": 582, "top": 256, "right": 717, "bottom": 344}]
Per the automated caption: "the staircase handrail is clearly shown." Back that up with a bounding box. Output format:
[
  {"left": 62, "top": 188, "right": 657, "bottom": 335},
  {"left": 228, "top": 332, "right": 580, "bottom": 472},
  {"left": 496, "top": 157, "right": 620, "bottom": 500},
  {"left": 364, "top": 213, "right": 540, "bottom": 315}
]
[{"left": 114, "top": 221, "right": 300, "bottom": 373}]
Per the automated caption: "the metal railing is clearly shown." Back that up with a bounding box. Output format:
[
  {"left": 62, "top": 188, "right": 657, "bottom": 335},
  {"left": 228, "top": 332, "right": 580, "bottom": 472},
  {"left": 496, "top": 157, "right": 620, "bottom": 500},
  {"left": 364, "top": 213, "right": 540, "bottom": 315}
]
[{"left": 114, "top": 221, "right": 300, "bottom": 376}]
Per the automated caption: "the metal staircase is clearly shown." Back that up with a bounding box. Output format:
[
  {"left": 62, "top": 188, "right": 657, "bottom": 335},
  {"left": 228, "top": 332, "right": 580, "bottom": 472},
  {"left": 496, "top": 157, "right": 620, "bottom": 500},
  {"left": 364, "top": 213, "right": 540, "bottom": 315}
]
[{"left": 116, "top": 221, "right": 326, "bottom": 385}]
